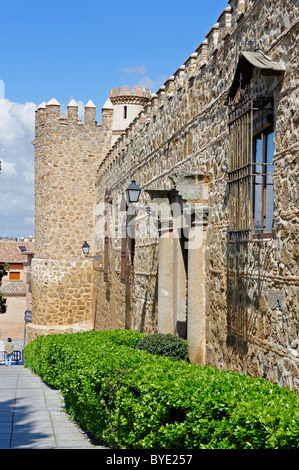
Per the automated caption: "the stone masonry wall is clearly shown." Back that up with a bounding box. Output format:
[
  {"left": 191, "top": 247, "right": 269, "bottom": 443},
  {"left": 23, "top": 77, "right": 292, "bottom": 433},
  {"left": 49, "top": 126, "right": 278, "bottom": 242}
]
[
  {"left": 28, "top": 99, "right": 113, "bottom": 342},
  {"left": 94, "top": 0, "right": 299, "bottom": 391}
]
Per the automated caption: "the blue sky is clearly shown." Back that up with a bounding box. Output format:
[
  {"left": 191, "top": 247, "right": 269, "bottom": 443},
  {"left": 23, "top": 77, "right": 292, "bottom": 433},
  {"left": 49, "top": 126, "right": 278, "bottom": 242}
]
[{"left": 0, "top": 0, "right": 228, "bottom": 237}]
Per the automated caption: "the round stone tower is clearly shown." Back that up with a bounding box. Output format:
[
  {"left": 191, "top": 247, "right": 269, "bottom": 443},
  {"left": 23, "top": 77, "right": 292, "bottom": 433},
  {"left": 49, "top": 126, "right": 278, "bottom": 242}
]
[
  {"left": 27, "top": 98, "right": 113, "bottom": 342},
  {"left": 27, "top": 87, "right": 151, "bottom": 343},
  {"left": 109, "top": 86, "right": 151, "bottom": 145}
]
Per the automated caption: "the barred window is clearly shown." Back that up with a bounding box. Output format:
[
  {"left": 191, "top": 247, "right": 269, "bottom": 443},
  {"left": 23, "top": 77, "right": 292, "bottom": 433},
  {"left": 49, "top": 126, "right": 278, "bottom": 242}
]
[
  {"left": 226, "top": 51, "right": 284, "bottom": 243},
  {"left": 228, "top": 84, "right": 274, "bottom": 242},
  {"left": 228, "top": 86, "right": 253, "bottom": 243}
]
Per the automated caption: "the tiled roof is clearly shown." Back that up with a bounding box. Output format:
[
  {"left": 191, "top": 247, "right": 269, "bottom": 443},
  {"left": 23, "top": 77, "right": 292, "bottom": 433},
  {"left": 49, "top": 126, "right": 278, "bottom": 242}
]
[
  {"left": 0, "top": 240, "right": 34, "bottom": 263},
  {"left": 0, "top": 281, "right": 26, "bottom": 296}
]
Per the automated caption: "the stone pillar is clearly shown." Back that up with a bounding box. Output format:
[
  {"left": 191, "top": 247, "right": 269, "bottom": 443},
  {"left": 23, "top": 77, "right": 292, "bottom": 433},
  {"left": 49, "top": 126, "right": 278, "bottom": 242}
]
[
  {"left": 172, "top": 199, "right": 187, "bottom": 338},
  {"left": 157, "top": 201, "right": 174, "bottom": 335},
  {"left": 145, "top": 189, "right": 174, "bottom": 335},
  {"left": 187, "top": 204, "right": 208, "bottom": 365}
]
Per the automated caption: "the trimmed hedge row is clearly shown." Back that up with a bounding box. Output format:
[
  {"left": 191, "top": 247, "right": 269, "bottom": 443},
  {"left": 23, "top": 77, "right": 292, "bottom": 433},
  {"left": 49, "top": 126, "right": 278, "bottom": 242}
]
[
  {"left": 24, "top": 330, "right": 299, "bottom": 449},
  {"left": 136, "top": 333, "right": 189, "bottom": 361}
]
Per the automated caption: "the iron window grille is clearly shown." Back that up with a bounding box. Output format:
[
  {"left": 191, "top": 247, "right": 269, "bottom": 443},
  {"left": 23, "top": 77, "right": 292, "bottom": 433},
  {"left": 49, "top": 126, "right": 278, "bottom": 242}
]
[{"left": 227, "top": 79, "right": 274, "bottom": 243}]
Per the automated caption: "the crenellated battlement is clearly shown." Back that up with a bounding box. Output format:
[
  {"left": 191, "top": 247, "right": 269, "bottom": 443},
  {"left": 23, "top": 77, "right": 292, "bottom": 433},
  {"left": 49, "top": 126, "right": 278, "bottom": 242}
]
[
  {"left": 35, "top": 98, "right": 99, "bottom": 127},
  {"left": 109, "top": 86, "right": 151, "bottom": 106},
  {"left": 97, "top": 1, "right": 233, "bottom": 174},
  {"left": 97, "top": 0, "right": 289, "bottom": 178},
  {"left": 32, "top": 93, "right": 113, "bottom": 337}
]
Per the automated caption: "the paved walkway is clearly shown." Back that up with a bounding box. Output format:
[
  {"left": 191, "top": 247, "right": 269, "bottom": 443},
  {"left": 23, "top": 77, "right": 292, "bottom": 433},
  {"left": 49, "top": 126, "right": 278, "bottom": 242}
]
[{"left": 0, "top": 364, "right": 106, "bottom": 449}]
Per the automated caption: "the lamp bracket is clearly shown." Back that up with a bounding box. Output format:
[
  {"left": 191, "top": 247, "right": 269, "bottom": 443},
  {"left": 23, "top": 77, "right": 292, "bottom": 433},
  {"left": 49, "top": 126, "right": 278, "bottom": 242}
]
[{"left": 85, "top": 255, "right": 102, "bottom": 261}]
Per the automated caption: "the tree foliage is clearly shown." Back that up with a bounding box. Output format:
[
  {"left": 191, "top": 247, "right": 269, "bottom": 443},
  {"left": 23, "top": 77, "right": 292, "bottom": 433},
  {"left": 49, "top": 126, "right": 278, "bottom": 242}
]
[{"left": 0, "top": 263, "right": 8, "bottom": 313}]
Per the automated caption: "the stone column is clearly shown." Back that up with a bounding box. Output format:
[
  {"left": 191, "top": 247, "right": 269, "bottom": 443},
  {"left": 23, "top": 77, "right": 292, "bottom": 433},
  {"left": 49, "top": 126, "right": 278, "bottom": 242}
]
[
  {"left": 187, "top": 204, "right": 208, "bottom": 365},
  {"left": 145, "top": 189, "right": 174, "bottom": 335},
  {"left": 158, "top": 199, "right": 173, "bottom": 334},
  {"left": 158, "top": 220, "right": 174, "bottom": 335}
]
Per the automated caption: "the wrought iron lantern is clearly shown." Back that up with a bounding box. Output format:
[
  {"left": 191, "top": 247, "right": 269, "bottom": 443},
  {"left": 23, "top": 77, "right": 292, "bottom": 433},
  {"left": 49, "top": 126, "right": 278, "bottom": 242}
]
[
  {"left": 126, "top": 180, "right": 141, "bottom": 204},
  {"left": 82, "top": 241, "right": 102, "bottom": 261}
]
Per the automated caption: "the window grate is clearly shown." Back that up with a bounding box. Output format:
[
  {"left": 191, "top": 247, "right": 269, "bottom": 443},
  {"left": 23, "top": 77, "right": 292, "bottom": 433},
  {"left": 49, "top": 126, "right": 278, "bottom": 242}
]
[
  {"left": 227, "top": 80, "right": 274, "bottom": 243},
  {"left": 228, "top": 84, "right": 253, "bottom": 243}
]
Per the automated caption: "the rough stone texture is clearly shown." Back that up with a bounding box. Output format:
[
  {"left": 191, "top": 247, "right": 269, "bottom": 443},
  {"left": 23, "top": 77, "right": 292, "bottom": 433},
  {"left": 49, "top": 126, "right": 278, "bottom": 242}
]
[
  {"left": 31, "top": 0, "right": 299, "bottom": 392},
  {"left": 30, "top": 91, "right": 150, "bottom": 341},
  {"left": 31, "top": 258, "right": 94, "bottom": 325},
  {"left": 94, "top": 0, "right": 299, "bottom": 391},
  {"left": 28, "top": 101, "right": 110, "bottom": 340}
]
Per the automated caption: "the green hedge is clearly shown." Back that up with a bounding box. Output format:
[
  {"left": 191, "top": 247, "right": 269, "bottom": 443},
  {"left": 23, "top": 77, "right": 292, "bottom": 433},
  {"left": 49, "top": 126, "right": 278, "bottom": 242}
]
[
  {"left": 24, "top": 330, "right": 299, "bottom": 449},
  {"left": 137, "top": 333, "right": 189, "bottom": 361}
]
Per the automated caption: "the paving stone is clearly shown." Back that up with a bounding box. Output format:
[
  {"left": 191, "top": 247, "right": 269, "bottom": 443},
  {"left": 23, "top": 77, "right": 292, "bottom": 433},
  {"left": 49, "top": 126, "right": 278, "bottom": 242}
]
[{"left": 0, "top": 365, "right": 107, "bottom": 449}]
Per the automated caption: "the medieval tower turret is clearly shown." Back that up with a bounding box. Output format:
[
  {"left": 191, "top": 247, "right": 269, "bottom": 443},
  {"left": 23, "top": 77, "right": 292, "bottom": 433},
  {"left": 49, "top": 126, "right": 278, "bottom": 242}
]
[
  {"left": 109, "top": 86, "right": 151, "bottom": 145},
  {"left": 27, "top": 87, "right": 150, "bottom": 342}
]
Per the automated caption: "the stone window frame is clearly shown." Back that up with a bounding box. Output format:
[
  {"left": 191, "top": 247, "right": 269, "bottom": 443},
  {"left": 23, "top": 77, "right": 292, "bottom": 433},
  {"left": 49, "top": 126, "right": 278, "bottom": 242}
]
[{"left": 226, "top": 51, "right": 284, "bottom": 244}]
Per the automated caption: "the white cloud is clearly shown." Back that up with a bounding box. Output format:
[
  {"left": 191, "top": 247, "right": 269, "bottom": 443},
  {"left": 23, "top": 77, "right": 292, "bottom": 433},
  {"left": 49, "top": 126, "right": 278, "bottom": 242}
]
[
  {"left": 136, "top": 74, "right": 168, "bottom": 92},
  {"left": 60, "top": 98, "right": 85, "bottom": 122},
  {"left": 0, "top": 99, "right": 36, "bottom": 237},
  {"left": 0, "top": 80, "right": 4, "bottom": 100},
  {"left": 0, "top": 160, "right": 17, "bottom": 176},
  {"left": 23, "top": 170, "right": 34, "bottom": 183},
  {"left": 77, "top": 100, "right": 85, "bottom": 121},
  {"left": 24, "top": 217, "right": 34, "bottom": 226},
  {"left": 121, "top": 64, "right": 167, "bottom": 93},
  {"left": 122, "top": 65, "right": 147, "bottom": 75}
]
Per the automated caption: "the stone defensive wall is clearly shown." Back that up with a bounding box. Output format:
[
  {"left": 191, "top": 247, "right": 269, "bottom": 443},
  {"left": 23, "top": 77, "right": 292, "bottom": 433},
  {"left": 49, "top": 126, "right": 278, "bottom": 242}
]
[
  {"left": 28, "top": 98, "right": 114, "bottom": 343},
  {"left": 98, "top": 0, "right": 298, "bottom": 181},
  {"left": 94, "top": 0, "right": 299, "bottom": 391},
  {"left": 34, "top": 97, "right": 113, "bottom": 260}
]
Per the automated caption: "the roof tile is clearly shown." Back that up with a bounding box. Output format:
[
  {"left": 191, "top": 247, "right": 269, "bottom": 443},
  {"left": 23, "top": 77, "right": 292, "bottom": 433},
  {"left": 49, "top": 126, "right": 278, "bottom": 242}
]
[
  {"left": 0, "top": 281, "right": 26, "bottom": 296},
  {"left": 0, "top": 240, "right": 35, "bottom": 264}
]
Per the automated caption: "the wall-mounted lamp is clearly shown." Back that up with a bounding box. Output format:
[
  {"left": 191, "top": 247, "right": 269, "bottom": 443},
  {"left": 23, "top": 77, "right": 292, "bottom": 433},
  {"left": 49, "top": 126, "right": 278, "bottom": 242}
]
[
  {"left": 125, "top": 180, "right": 154, "bottom": 216},
  {"left": 126, "top": 180, "right": 141, "bottom": 204},
  {"left": 82, "top": 241, "right": 102, "bottom": 261}
]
